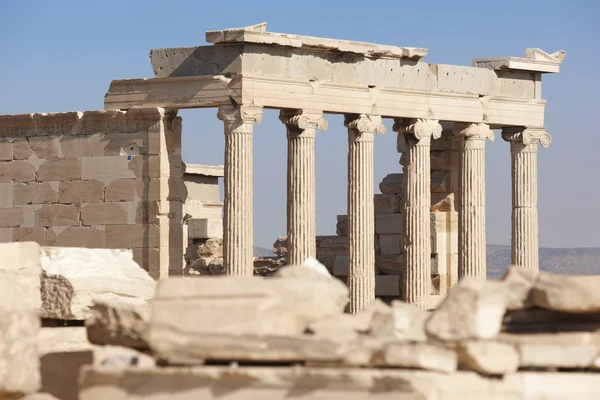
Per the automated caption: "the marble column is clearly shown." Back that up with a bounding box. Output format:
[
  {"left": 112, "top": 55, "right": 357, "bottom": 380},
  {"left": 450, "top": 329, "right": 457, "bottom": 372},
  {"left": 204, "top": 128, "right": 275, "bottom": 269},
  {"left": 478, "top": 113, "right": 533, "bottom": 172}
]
[
  {"left": 217, "top": 105, "right": 263, "bottom": 276},
  {"left": 344, "top": 114, "right": 386, "bottom": 313},
  {"left": 279, "top": 110, "right": 327, "bottom": 266},
  {"left": 453, "top": 122, "right": 494, "bottom": 280},
  {"left": 394, "top": 119, "right": 442, "bottom": 309},
  {"left": 502, "top": 127, "right": 551, "bottom": 271}
]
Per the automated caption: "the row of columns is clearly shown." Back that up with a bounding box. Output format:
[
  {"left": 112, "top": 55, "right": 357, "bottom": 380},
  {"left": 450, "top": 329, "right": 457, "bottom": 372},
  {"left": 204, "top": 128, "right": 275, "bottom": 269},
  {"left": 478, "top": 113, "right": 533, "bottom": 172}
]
[{"left": 217, "top": 104, "right": 550, "bottom": 312}]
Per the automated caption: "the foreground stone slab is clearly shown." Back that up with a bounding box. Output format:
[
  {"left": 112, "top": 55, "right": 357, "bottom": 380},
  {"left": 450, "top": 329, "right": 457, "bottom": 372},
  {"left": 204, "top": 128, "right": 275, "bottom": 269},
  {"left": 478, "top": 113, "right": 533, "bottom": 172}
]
[
  {"left": 458, "top": 341, "right": 519, "bottom": 376},
  {"left": 372, "top": 342, "right": 457, "bottom": 373},
  {"left": 0, "top": 309, "right": 40, "bottom": 396},
  {"left": 85, "top": 299, "right": 150, "bottom": 350},
  {"left": 79, "top": 365, "right": 600, "bottom": 400},
  {"left": 94, "top": 345, "right": 155, "bottom": 369},
  {"left": 38, "top": 326, "right": 92, "bottom": 355},
  {"left": 0, "top": 242, "right": 42, "bottom": 309},
  {"left": 530, "top": 271, "right": 600, "bottom": 313},
  {"left": 516, "top": 342, "right": 598, "bottom": 369},
  {"left": 370, "top": 300, "right": 428, "bottom": 342},
  {"left": 40, "top": 248, "right": 155, "bottom": 320},
  {"left": 501, "top": 266, "right": 538, "bottom": 310},
  {"left": 426, "top": 278, "right": 506, "bottom": 342}
]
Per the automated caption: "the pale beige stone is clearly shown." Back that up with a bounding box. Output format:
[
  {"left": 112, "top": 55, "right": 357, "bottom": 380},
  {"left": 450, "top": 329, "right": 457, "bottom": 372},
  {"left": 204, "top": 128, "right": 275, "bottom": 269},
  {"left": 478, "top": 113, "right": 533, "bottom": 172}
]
[
  {"left": 57, "top": 226, "right": 105, "bottom": 248},
  {"left": 40, "top": 247, "right": 155, "bottom": 320},
  {"left": 516, "top": 342, "right": 598, "bottom": 369},
  {"left": 0, "top": 308, "right": 40, "bottom": 396},
  {"left": 37, "top": 326, "right": 92, "bottom": 355},
  {"left": 36, "top": 158, "right": 81, "bottom": 181},
  {"left": 19, "top": 204, "right": 41, "bottom": 227},
  {"left": 530, "top": 271, "right": 600, "bottom": 313},
  {"left": 426, "top": 278, "right": 506, "bottom": 342},
  {"left": 13, "top": 227, "right": 46, "bottom": 243},
  {"left": 106, "top": 179, "right": 135, "bottom": 202},
  {"left": 104, "top": 225, "right": 131, "bottom": 248},
  {"left": 0, "top": 183, "right": 12, "bottom": 207},
  {"left": 35, "top": 204, "right": 79, "bottom": 226},
  {"left": 372, "top": 342, "right": 457, "bottom": 373},
  {"left": 81, "top": 202, "right": 130, "bottom": 225},
  {"left": 60, "top": 134, "right": 105, "bottom": 157},
  {"left": 0, "top": 207, "right": 24, "bottom": 227},
  {"left": 11, "top": 138, "right": 33, "bottom": 160},
  {"left": 28, "top": 136, "right": 62, "bottom": 159},
  {"left": 0, "top": 228, "right": 11, "bottom": 243},
  {"left": 31, "top": 181, "right": 59, "bottom": 204},
  {"left": 86, "top": 299, "right": 150, "bottom": 350},
  {"left": 0, "top": 242, "right": 42, "bottom": 309},
  {"left": 0, "top": 138, "right": 12, "bottom": 160},
  {"left": 0, "top": 160, "right": 35, "bottom": 182},
  {"left": 458, "top": 341, "right": 519, "bottom": 375},
  {"left": 501, "top": 265, "right": 538, "bottom": 310},
  {"left": 81, "top": 156, "right": 135, "bottom": 182},
  {"left": 13, "top": 182, "right": 37, "bottom": 204},
  {"left": 370, "top": 300, "right": 429, "bottom": 342},
  {"left": 22, "top": 393, "right": 61, "bottom": 400},
  {"left": 378, "top": 173, "right": 403, "bottom": 194},
  {"left": 59, "top": 180, "right": 104, "bottom": 203}
]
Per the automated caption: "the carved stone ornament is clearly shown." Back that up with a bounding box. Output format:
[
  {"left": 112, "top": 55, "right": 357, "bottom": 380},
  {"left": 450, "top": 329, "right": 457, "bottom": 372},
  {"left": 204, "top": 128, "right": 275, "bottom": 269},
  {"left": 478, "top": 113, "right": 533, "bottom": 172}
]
[
  {"left": 344, "top": 114, "right": 386, "bottom": 135},
  {"left": 501, "top": 127, "right": 551, "bottom": 148},
  {"left": 217, "top": 105, "right": 263, "bottom": 126},
  {"left": 453, "top": 122, "right": 495, "bottom": 142},
  {"left": 392, "top": 118, "right": 443, "bottom": 141},
  {"left": 279, "top": 109, "right": 328, "bottom": 131}
]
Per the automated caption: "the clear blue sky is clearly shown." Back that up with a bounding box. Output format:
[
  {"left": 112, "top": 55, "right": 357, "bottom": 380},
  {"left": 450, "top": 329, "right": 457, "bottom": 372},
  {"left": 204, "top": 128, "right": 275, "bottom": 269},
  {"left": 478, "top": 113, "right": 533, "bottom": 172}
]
[{"left": 1, "top": 1, "right": 598, "bottom": 248}]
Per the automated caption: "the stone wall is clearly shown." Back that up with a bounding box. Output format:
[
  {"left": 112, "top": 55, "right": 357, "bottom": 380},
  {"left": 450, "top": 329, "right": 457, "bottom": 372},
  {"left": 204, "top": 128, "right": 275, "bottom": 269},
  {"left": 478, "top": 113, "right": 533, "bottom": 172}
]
[{"left": 0, "top": 108, "right": 184, "bottom": 279}]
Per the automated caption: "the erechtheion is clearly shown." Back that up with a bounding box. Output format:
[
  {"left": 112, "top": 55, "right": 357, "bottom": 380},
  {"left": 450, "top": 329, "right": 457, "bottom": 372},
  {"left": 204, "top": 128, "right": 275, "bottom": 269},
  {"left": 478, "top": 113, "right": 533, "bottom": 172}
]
[{"left": 0, "top": 23, "right": 563, "bottom": 312}]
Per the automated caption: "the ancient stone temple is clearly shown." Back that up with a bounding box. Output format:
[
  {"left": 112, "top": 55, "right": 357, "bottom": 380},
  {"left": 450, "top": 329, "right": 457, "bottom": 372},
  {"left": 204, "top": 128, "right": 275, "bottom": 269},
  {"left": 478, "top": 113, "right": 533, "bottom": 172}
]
[{"left": 0, "top": 23, "right": 563, "bottom": 311}]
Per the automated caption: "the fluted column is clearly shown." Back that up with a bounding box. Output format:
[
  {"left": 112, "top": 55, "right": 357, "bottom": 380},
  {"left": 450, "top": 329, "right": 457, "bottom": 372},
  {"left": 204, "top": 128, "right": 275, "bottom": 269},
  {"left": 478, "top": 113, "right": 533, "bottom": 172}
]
[
  {"left": 502, "top": 127, "right": 551, "bottom": 271},
  {"left": 394, "top": 119, "right": 442, "bottom": 309},
  {"left": 217, "top": 105, "right": 263, "bottom": 276},
  {"left": 344, "top": 114, "right": 386, "bottom": 313},
  {"left": 279, "top": 110, "right": 327, "bottom": 265},
  {"left": 453, "top": 122, "right": 494, "bottom": 280}
]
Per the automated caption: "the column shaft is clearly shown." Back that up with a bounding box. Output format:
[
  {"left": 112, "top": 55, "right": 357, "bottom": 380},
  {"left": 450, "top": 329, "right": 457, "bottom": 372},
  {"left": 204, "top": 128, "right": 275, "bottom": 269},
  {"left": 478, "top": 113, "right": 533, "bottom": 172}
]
[
  {"left": 345, "top": 114, "right": 385, "bottom": 313},
  {"left": 511, "top": 141, "right": 539, "bottom": 270},
  {"left": 280, "top": 110, "right": 327, "bottom": 266},
  {"left": 218, "top": 105, "right": 263, "bottom": 276}
]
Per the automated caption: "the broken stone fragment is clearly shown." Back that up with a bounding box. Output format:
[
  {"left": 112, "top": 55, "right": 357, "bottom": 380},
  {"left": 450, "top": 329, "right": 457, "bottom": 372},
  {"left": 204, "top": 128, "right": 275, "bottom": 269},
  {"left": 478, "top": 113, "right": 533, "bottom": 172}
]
[
  {"left": 501, "top": 265, "right": 538, "bottom": 310},
  {"left": 516, "top": 342, "right": 598, "bottom": 369},
  {"left": 530, "top": 271, "right": 600, "bottom": 313},
  {"left": 86, "top": 299, "right": 150, "bottom": 351},
  {"left": 94, "top": 345, "right": 155, "bottom": 369},
  {"left": 457, "top": 341, "right": 519, "bottom": 375},
  {"left": 370, "top": 300, "right": 428, "bottom": 342},
  {"left": 39, "top": 247, "right": 155, "bottom": 320},
  {"left": 379, "top": 173, "right": 403, "bottom": 194},
  {"left": 272, "top": 236, "right": 288, "bottom": 257},
  {"left": 0, "top": 308, "right": 41, "bottom": 396},
  {"left": 0, "top": 242, "right": 42, "bottom": 310},
  {"left": 425, "top": 278, "right": 506, "bottom": 342},
  {"left": 372, "top": 342, "right": 457, "bottom": 373}
]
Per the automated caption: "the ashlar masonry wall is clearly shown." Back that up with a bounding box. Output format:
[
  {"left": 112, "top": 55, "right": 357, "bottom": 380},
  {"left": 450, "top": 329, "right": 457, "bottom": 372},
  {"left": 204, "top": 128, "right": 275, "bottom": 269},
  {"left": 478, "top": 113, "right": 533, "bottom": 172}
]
[{"left": 0, "top": 108, "right": 184, "bottom": 279}]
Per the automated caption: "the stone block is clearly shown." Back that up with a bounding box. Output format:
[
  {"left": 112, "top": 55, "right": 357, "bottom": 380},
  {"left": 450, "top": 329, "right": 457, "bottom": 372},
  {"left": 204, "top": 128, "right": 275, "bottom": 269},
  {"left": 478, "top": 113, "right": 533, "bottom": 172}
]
[
  {"left": 13, "top": 227, "right": 46, "bottom": 244},
  {"left": 35, "top": 204, "right": 79, "bottom": 226},
  {"left": 379, "top": 173, "right": 403, "bottom": 194},
  {"left": 431, "top": 171, "right": 451, "bottom": 192},
  {"left": 372, "top": 342, "right": 457, "bottom": 373},
  {"left": 40, "top": 247, "right": 155, "bottom": 320},
  {"left": 0, "top": 183, "right": 12, "bottom": 207},
  {"left": 81, "top": 156, "right": 135, "bottom": 182},
  {"left": 86, "top": 299, "right": 150, "bottom": 350},
  {"left": 59, "top": 179, "right": 105, "bottom": 203},
  {"left": 426, "top": 278, "right": 507, "bottom": 342},
  {"left": 148, "top": 274, "right": 349, "bottom": 362},
  {"left": 379, "top": 234, "right": 403, "bottom": 255},
  {"left": 376, "top": 254, "right": 403, "bottom": 274},
  {"left": 0, "top": 160, "right": 35, "bottom": 182},
  {"left": 370, "top": 300, "right": 428, "bottom": 342},
  {"left": 12, "top": 138, "right": 33, "bottom": 160},
  {"left": 0, "top": 138, "right": 12, "bottom": 160},
  {"left": 0, "top": 309, "right": 41, "bottom": 396},
  {"left": 375, "top": 275, "right": 400, "bottom": 296},
  {"left": 0, "top": 242, "right": 42, "bottom": 309},
  {"left": 56, "top": 226, "right": 105, "bottom": 248},
  {"left": 457, "top": 341, "right": 519, "bottom": 375},
  {"left": 60, "top": 134, "right": 105, "bottom": 157},
  {"left": 104, "top": 225, "right": 131, "bottom": 248},
  {"left": 106, "top": 178, "right": 136, "bottom": 202},
  {"left": 103, "top": 131, "right": 159, "bottom": 156},
  {"left": 128, "top": 155, "right": 160, "bottom": 179},
  {"left": 81, "top": 202, "right": 132, "bottom": 225},
  {"left": 374, "top": 193, "right": 401, "bottom": 213},
  {"left": 375, "top": 213, "right": 403, "bottom": 234},
  {"left": 37, "top": 159, "right": 81, "bottom": 181},
  {"left": 187, "top": 218, "right": 222, "bottom": 239},
  {"left": 501, "top": 266, "right": 538, "bottom": 310},
  {"left": 28, "top": 136, "right": 62, "bottom": 159},
  {"left": 517, "top": 342, "right": 598, "bottom": 369},
  {"left": 0, "top": 207, "right": 24, "bottom": 227},
  {"left": 0, "top": 228, "right": 10, "bottom": 243},
  {"left": 130, "top": 224, "right": 160, "bottom": 247},
  {"left": 31, "top": 181, "right": 59, "bottom": 204},
  {"left": 530, "top": 271, "right": 600, "bottom": 313},
  {"left": 37, "top": 326, "right": 92, "bottom": 355},
  {"left": 18, "top": 204, "right": 40, "bottom": 227},
  {"left": 436, "top": 64, "right": 496, "bottom": 96},
  {"left": 332, "top": 255, "right": 348, "bottom": 275},
  {"left": 13, "top": 182, "right": 37, "bottom": 204},
  {"left": 335, "top": 214, "right": 347, "bottom": 236}
]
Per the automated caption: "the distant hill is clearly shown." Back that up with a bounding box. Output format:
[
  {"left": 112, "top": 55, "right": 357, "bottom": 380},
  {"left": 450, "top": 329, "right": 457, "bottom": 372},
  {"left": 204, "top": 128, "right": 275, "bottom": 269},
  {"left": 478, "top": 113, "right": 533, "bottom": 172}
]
[
  {"left": 487, "top": 245, "right": 600, "bottom": 279},
  {"left": 254, "top": 246, "right": 276, "bottom": 257}
]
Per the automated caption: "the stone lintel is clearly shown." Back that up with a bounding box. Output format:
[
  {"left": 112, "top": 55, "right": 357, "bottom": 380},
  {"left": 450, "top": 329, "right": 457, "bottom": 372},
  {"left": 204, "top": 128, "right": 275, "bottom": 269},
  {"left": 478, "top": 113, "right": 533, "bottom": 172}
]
[
  {"left": 473, "top": 48, "right": 565, "bottom": 74},
  {"left": 184, "top": 163, "right": 224, "bottom": 177}
]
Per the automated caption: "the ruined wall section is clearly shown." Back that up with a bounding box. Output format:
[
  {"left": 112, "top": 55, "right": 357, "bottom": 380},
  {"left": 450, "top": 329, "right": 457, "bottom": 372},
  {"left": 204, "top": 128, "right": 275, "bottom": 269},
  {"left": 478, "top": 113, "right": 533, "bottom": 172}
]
[{"left": 0, "top": 108, "right": 184, "bottom": 279}]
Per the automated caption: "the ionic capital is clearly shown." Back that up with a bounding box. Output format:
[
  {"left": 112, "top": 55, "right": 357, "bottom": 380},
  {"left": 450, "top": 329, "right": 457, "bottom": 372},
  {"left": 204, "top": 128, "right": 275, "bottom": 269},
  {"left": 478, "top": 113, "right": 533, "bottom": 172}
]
[
  {"left": 217, "top": 105, "right": 263, "bottom": 126},
  {"left": 279, "top": 109, "right": 328, "bottom": 131},
  {"left": 393, "top": 118, "right": 442, "bottom": 141},
  {"left": 453, "top": 122, "right": 495, "bottom": 142},
  {"left": 344, "top": 114, "right": 386, "bottom": 135},
  {"left": 501, "top": 127, "right": 551, "bottom": 148}
]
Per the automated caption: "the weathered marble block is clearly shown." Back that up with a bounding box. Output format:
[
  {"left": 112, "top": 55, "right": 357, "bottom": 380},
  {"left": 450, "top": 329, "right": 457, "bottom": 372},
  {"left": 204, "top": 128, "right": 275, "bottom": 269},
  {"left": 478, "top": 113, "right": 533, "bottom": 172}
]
[
  {"left": 40, "top": 247, "right": 155, "bottom": 320},
  {"left": 86, "top": 299, "right": 150, "bottom": 350},
  {"left": 0, "top": 242, "right": 42, "bottom": 309}
]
